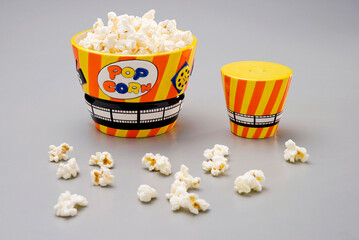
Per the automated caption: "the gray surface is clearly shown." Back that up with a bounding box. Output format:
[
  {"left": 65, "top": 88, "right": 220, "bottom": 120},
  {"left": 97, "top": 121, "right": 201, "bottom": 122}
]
[{"left": 1, "top": 0, "right": 358, "bottom": 239}]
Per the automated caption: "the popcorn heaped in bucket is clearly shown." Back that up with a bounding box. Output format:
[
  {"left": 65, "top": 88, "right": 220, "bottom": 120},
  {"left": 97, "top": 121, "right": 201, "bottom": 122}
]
[{"left": 79, "top": 10, "right": 193, "bottom": 54}]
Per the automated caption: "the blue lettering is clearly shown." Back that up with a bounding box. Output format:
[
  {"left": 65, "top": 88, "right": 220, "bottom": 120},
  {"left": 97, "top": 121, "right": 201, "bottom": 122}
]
[
  {"left": 116, "top": 83, "right": 128, "bottom": 94},
  {"left": 133, "top": 68, "right": 149, "bottom": 80}
]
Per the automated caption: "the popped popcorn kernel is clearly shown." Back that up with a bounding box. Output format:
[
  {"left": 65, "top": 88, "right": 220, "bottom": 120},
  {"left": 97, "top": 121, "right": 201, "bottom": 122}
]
[
  {"left": 202, "top": 144, "right": 229, "bottom": 176},
  {"left": 79, "top": 10, "right": 194, "bottom": 55},
  {"left": 234, "top": 170, "right": 265, "bottom": 194},
  {"left": 137, "top": 184, "right": 157, "bottom": 202},
  {"left": 89, "top": 151, "right": 114, "bottom": 168},
  {"left": 166, "top": 165, "right": 209, "bottom": 214},
  {"left": 174, "top": 165, "right": 200, "bottom": 188},
  {"left": 203, "top": 144, "right": 229, "bottom": 160},
  {"left": 202, "top": 155, "right": 229, "bottom": 176},
  {"left": 187, "top": 193, "right": 210, "bottom": 215},
  {"left": 284, "top": 139, "right": 309, "bottom": 163},
  {"left": 56, "top": 158, "right": 79, "bottom": 179},
  {"left": 54, "top": 191, "right": 88, "bottom": 217},
  {"left": 141, "top": 153, "right": 171, "bottom": 175},
  {"left": 91, "top": 167, "right": 114, "bottom": 187},
  {"left": 166, "top": 180, "right": 189, "bottom": 200},
  {"left": 49, "top": 143, "right": 73, "bottom": 162}
]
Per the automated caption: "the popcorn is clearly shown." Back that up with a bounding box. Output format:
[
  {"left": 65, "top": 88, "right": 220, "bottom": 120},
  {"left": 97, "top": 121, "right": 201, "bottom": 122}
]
[
  {"left": 234, "top": 170, "right": 265, "bottom": 194},
  {"left": 173, "top": 164, "right": 200, "bottom": 188},
  {"left": 202, "top": 155, "right": 229, "bottom": 176},
  {"left": 284, "top": 139, "right": 309, "bottom": 163},
  {"left": 166, "top": 165, "right": 209, "bottom": 215},
  {"left": 168, "top": 191, "right": 209, "bottom": 214},
  {"left": 56, "top": 158, "right": 79, "bottom": 179},
  {"left": 79, "top": 10, "right": 194, "bottom": 55},
  {"left": 49, "top": 143, "right": 73, "bottom": 162},
  {"left": 141, "top": 153, "right": 171, "bottom": 175},
  {"left": 202, "top": 144, "right": 229, "bottom": 176},
  {"left": 91, "top": 167, "right": 114, "bottom": 187},
  {"left": 203, "top": 144, "right": 229, "bottom": 160},
  {"left": 167, "top": 180, "right": 189, "bottom": 201},
  {"left": 89, "top": 151, "right": 114, "bottom": 168},
  {"left": 137, "top": 184, "right": 157, "bottom": 202},
  {"left": 185, "top": 193, "right": 210, "bottom": 215},
  {"left": 54, "top": 191, "right": 88, "bottom": 217}
]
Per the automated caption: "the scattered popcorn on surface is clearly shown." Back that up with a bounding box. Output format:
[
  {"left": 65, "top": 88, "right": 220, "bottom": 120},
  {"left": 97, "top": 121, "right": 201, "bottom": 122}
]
[
  {"left": 89, "top": 151, "right": 114, "bottom": 168},
  {"left": 137, "top": 184, "right": 157, "bottom": 202},
  {"left": 56, "top": 158, "right": 79, "bottom": 179},
  {"left": 202, "top": 144, "right": 229, "bottom": 176},
  {"left": 54, "top": 191, "right": 88, "bottom": 217},
  {"left": 141, "top": 153, "right": 172, "bottom": 175},
  {"left": 91, "top": 167, "right": 114, "bottom": 187},
  {"left": 284, "top": 139, "right": 309, "bottom": 163},
  {"left": 49, "top": 143, "right": 73, "bottom": 162},
  {"left": 173, "top": 164, "right": 200, "bottom": 189},
  {"left": 168, "top": 191, "right": 209, "bottom": 214},
  {"left": 166, "top": 165, "right": 209, "bottom": 214},
  {"left": 185, "top": 193, "right": 210, "bottom": 215},
  {"left": 79, "top": 10, "right": 194, "bottom": 55},
  {"left": 202, "top": 155, "right": 229, "bottom": 176},
  {"left": 166, "top": 180, "right": 189, "bottom": 202},
  {"left": 203, "top": 144, "right": 229, "bottom": 160},
  {"left": 234, "top": 170, "right": 265, "bottom": 194}
]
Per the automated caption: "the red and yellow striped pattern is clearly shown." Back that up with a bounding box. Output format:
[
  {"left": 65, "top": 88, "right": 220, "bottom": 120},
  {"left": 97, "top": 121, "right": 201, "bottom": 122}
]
[
  {"left": 71, "top": 30, "right": 197, "bottom": 103},
  {"left": 222, "top": 74, "right": 292, "bottom": 139},
  {"left": 71, "top": 30, "right": 197, "bottom": 138},
  {"left": 94, "top": 121, "right": 177, "bottom": 138},
  {"left": 230, "top": 122, "right": 279, "bottom": 139}
]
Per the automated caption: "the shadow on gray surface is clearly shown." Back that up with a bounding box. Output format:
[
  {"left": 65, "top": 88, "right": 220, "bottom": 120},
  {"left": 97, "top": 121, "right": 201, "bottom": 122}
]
[
  {"left": 236, "top": 187, "right": 268, "bottom": 198},
  {"left": 56, "top": 205, "right": 87, "bottom": 221},
  {"left": 138, "top": 198, "right": 157, "bottom": 205}
]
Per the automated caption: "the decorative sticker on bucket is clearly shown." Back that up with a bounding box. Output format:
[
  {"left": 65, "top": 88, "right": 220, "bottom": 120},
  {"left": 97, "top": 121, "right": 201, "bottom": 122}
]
[
  {"left": 75, "top": 60, "right": 87, "bottom": 85},
  {"left": 171, "top": 62, "right": 190, "bottom": 94},
  {"left": 98, "top": 60, "right": 158, "bottom": 99}
]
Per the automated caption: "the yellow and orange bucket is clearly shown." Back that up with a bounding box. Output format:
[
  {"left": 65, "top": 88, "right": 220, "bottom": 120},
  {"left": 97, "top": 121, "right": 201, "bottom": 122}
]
[{"left": 71, "top": 30, "right": 197, "bottom": 138}]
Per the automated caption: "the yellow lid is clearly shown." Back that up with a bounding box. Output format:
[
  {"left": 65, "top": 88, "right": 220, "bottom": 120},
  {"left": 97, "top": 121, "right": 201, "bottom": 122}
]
[{"left": 221, "top": 61, "right": 293, "bottom": 81}]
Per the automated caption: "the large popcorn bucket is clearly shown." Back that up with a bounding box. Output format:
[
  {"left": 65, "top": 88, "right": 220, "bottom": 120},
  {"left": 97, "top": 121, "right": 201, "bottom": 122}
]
[
  {"left": 71, "top": 30, "right": 197, "bottom": 138},
  {"left": 221, "top": 61, "right": 292, "bottom": 139}
]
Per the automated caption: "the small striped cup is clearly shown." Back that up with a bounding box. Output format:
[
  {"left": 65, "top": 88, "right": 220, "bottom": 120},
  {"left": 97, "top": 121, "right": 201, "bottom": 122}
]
[{"left": 221, "top": 61, "right": 292, "bottom": 139}]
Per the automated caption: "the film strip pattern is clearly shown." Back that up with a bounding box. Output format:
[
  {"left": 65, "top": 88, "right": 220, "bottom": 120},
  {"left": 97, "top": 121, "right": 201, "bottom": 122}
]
[
  {"left": 85, "top": 94, "right": 184, "bottom": 130},
  {"left": 227, "top": 109, "right": 282, "bottom": 128}
]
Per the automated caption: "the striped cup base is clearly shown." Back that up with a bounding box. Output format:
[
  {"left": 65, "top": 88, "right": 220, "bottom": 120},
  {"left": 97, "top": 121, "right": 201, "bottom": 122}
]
[
  {"left": 94, "top": 121, "right": 177, "bottom": 138},
  {"left": 85, "top": 93, "right": 183, "bottom": 138},
  {"left": 230, "top": 121, "right": 279, "bottom": 139}
]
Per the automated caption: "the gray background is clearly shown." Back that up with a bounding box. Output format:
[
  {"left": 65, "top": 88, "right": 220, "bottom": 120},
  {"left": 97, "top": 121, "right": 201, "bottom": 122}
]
[{"left": 1, "top": 0, "right": 358, "bottom": 239}]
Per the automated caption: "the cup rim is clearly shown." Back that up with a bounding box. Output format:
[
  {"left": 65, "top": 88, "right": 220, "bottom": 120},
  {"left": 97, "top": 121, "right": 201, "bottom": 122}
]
[
  {"left": 71, "top": 29, "right": 197, "bottom": 57},
  {"left": 221, "top": 61, "right": 293, "bottom": 82}
]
